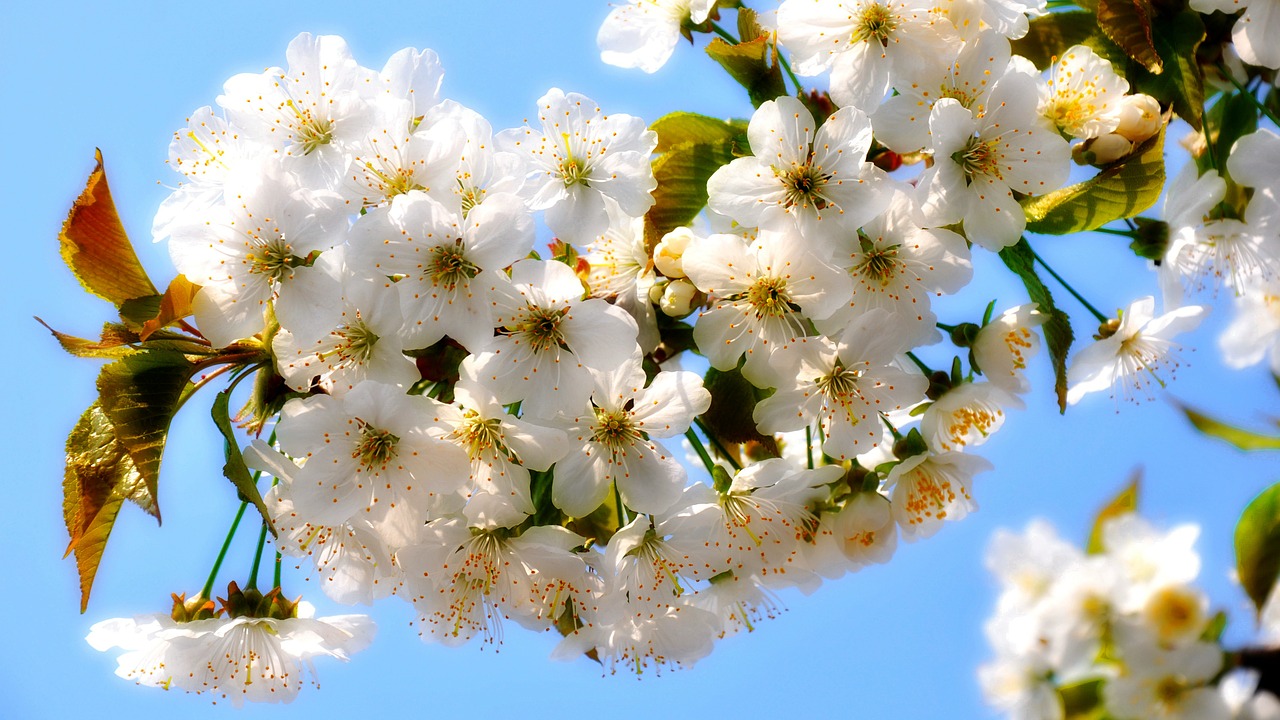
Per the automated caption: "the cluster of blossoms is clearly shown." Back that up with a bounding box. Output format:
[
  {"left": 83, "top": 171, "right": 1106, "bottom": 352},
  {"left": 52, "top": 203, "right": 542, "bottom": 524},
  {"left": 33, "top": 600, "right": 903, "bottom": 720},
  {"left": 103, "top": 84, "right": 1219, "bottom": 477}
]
[
  {"left": 981, "top": 514, "right": 1280, "bottom": 720},
  {"left": 74, "top": 0, "right": 1280, "bottom": 704},
  {"left": 1159, "top": 127, "right": 1280, "bottom": 377}
]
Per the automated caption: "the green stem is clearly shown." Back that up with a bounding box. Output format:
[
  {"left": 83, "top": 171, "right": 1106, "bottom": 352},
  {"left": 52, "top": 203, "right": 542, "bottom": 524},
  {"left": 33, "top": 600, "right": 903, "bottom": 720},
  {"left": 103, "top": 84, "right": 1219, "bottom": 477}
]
[
  {"left": 246, "top": 520, "right": 270, "bottom": 591},
  {"left": 805, "top": 425, "right": 815, "bottom": 470},
  {"left": 1221, "top": 65, "right": 1280, "bottom": 127},
  {"left": 935, "top": 321, "right": 958, "bottom": 332},
  {"left": 776, "top": 47, "right": 804, "bottom": 96},
  {"left": 709, "top": 21, "right": 739, "bottom": 43},
  {"left": 685, "top": 427, "right": 718, "bottom": 475},
  {"left": 201, "top": 501, "right": 248, "bottom": 601},
  {"left": 1093, "top": 226, "right": 1136, "bottom": 238},
  {"left": 1030, "top": 246, "right": 1110, "bottom": 323},
  {"left": 273, "top": 550, "right": 283, "bottom": 590},
  {"left": 905, "top": 351, "right": 934, "bottom": 375}
]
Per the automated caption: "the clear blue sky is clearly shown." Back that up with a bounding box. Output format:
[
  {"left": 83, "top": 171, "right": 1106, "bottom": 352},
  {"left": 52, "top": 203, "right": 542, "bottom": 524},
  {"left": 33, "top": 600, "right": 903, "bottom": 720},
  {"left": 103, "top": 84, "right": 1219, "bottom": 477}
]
[{"left": 3, "top": 2, "right": 1278, "bottom": 718}]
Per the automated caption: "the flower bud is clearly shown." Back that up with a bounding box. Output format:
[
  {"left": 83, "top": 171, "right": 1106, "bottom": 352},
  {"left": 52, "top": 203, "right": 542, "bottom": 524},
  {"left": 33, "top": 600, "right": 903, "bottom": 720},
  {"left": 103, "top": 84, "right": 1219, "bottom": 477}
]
[
  {"left": 653, "top": 227, "right": 696, "bottom": 278},
  {"left": 659, "top": 278, "right": 699, "bottom": 317},
  {"left": 1112, "top": 94, "right": 1161, "bottom": 143},
  {"left": 648, "top": 278, "right": 668, "bottom": 305},
  {"left": 1076, "top": 133, "right": 1132, "bottom": 166}
]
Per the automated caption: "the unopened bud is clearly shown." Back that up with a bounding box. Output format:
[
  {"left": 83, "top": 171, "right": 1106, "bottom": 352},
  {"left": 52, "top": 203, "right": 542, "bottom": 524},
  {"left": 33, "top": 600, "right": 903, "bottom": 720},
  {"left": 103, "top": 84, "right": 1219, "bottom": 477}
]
[
  {"left": 1113, "top": 94, "right": 1161, "bottom": 143},
  {"left": 653, "top": 227, "right": 696, "bottom": 278},
  {"left": 949, "top": 322, "right": 981, "bottom": 348},
  {"left": 648, "top": 279, "right": 668, "bottom": 305},
  {"left": 659, "top": 278, "right": 699, "bottom": 317},
  {"left": 925, "top": 370, "right": 952, "bottom": 401},
  {"left": 1077, "top": 133, "right": 1132, "bottom": 166}
]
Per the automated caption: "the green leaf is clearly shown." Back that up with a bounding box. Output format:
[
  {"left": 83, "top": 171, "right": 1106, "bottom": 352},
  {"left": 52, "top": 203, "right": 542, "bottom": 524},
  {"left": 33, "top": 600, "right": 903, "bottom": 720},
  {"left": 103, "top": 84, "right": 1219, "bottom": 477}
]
[
  {"left": 646, "top": 138, "right": 742, "bottom": 248},
  {"left": 1022, "top": 119, "right": 1167, "bottom": 235},
  {"left": 1236, "top": 482, "right": 1280, "bottom": 615},
  {"left": 705, "top": 36, "right": 788, "bottom": 108},
  {"left": 1135, "top": 11, "right": 1206, "bottom": 131},
  {"left": 997, "top": 239, "right": 1075, "bottom": 412},
  {"left": 699, "top": 366, "right": 780, "bottom": 458},
  {"left": 649, "top": 111, "right": 748, "bottom": 154},
  {"left": 1011, "top": 12, "right": 1104, "bottom": 70},
  {"left": 1200, "top": 610, "right": 1227, "bottom": 642},
  {"left": 1059, "top": 678, "right": 1104, "bottom": 718},
  {"left": 118, "top": 294, "right": 163, "bottom": 332},
  {"left": 1212, "top": 90, "right": 1260, "bottom": 183},
  {"left": 1095, "top": 0, "right": 1160, "bottom": 73},
  {"left": 59, "top": 149, "right": 157, "bottom": 306},
  {"left": 211, "top": 389, "right": 275, "bottom": 536},
  {"left": 96, "top": 349, "right": 196, "bottom": 508},
  {"left": 1086, "top": 471, "right": 1140, "bottom": 554},
  {"left": 63, "top": 402, "right": 155, "bottom": 611},
  {"left": 1178, "top": 404, "right": 1280, "bottom": 451}
]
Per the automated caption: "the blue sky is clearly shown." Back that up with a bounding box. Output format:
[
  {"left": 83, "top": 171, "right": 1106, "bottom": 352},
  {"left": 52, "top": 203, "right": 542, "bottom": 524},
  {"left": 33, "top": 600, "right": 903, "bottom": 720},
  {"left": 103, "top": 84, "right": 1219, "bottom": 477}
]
[{"left": 4, "top": 2, "right": 1279, "bottom": 718}]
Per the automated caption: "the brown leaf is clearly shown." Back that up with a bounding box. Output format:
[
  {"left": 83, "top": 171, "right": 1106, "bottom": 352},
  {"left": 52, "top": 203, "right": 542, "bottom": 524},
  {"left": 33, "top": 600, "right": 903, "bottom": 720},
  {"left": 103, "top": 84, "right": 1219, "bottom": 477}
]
[
  {"left": 1096, "top": 0, "right": 1161, "bottom": 74},
  {"left": 140, "top": 275, "right": 200, "bottom": 341},
  {"left": 59, "top": 149, "right": 157, "bottom": 305}
]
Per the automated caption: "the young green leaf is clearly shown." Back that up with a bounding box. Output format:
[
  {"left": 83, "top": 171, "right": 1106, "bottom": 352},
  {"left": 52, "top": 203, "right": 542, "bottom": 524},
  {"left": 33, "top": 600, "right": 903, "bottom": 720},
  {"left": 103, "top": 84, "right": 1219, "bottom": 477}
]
[
  {"left": 63, "top": 402, "right": 156, "bottom": 612},
  {"left": 59, "top": 149, "right": 157, "bottom": 306},
  {"left": 1022, "top": 119, "right": 1167, "bottom": 235},
  {"left": 1086, "top": 470, "right": 1140, "bottom": 554},
  {"left": 705, "top": 36, "right": 788, "bottom": 108},
  {"left": 997, "top": 239, "right": 1076, "bottom": 412},
  {"left": 1236, "top": 482, "right": 1280, "bottom": 615},
  {"left": 211, "top": 388, "right": 276, "bottom": 536},
  {"left": 95, "top": 349, "right": 196, "bottom": 507},
  {"left": 645, "top": 138, "right": 741, "bottom": 249},
  {"left": 649, "top": 111, "right": 748, "bottom": 154},
  {"left": 1177, "top": 403, "right": 1280, "bottom": 451}
]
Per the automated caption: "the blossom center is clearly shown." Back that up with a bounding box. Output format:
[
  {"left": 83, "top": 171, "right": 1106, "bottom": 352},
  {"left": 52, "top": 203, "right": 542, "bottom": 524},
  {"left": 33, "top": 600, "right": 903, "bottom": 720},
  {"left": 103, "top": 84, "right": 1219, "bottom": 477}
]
[
  {"left": 953, "top": 137, "right": 1003, "bottom": 183},
  {"left": 857, "top": 236, "right": 902, "bottom": 286},
  {"left": 852, "top": 2, "right": 898, "bottom": 45},
  {"left": 354, "top": 421, "right": 399, "bottom": 470},
  {"left": 779, "top": 163, "right": 831, "bottom": 210},
  {"left": 454, "top": 412, "right": 512, "bottom": 461},
  {"left": 285, "top": 100, "right": 334, "bottom": 155},
  {"left": 517, "top": 305, "right": 570, "bottom": 353},
  {"left": 745, "top": 277, "right": 795, "bottom": 319},
  {"left": 428, "top": 242, "right": 480, "bottom": 289},
  {"left": 592, "top": 408, "right": 643, "bottom": 450},
  {"left": 246, "top": 236, "right": 304, "bottom": 284},
  {"left": 320, "top": 315, "right": 379, "bottom": 364}
]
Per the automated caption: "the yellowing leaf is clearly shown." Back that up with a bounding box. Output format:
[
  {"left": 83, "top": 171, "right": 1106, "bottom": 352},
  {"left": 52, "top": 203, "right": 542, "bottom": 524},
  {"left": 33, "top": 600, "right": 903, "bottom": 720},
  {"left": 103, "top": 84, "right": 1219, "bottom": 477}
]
[
  {"left": 1023, "top": 119, "right": 1167, "bottom": 235},
  {"left": 37, "top": 317, "right": 137, "bottom": 360},
  {"left": 140, "top": 275, "right": 200, "bottom": 341},
  {"left": 63, "top": 403, "right": 156, "bottom": 612},
  {"left": 59, "top": 149, "right": 157, "bottom": 306},
  {"left": 1086, "top": 470, "right": 1140, "bottom": 554},
  {"left": 1236, "top": 482, "right": 1280, "bottom": 615}
]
